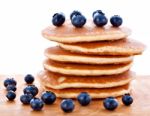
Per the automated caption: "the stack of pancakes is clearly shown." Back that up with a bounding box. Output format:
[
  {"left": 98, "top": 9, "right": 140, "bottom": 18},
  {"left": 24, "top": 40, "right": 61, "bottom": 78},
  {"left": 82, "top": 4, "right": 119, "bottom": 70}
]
[{"left": 38, "top": 21, "right": 145, "bottom": 98}]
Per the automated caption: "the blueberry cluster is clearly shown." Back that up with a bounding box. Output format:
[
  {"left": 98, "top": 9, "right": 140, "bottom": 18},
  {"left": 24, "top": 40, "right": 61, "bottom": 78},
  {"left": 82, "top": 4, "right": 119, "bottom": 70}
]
[
  {"left": 21, "top": 86, "right": 57, "bottom": 111},
  {"left": 3, "top": 77, "right": 133, "bottom": 112},
  {"left": 21, "top": 74, "right": 56, "bottom": 111},
  {"left": 52, "top": 10, "right": 123, "bottom": 28},
  {"left": 20, "top": 74, "right": 38, "bottom": 106},
  {"left": 3, "top": 75, "right": 57, "bottom": 111},
  {"left": 4, "top": 78, "right": 17, "bottom": 100}
]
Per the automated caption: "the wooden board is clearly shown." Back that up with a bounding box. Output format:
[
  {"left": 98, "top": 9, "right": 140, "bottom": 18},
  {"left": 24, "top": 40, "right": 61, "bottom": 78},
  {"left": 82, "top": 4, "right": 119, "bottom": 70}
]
[{"left": 0, "top": 75, "right": 150, "bottom": 116}]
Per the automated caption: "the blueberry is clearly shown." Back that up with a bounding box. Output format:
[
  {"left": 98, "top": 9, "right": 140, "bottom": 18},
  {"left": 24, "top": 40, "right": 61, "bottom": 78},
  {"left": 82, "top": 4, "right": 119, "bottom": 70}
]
[
  {"left": 92, "top": 10, "right": 105, "bottom": 18},
  {"left": 70, "top": 10, "right": 82, "bottom": 19},
  {"left": 6, "top": 91, "right": 16, "bottom": 101},
  {"left": 122, "top": 94, "right": 133, "bottom": 106},
  {"left": 71, "top": 15, "right": 86, "bottom": 28},
  {"left": 20, "top": 94, "right": 33, "bottom": 104},
  {"left": 24, "top": 74, "right": 34, "bottom": 84},
  {"left": 60, "top": 99, "right": 75, "bottom": 113},
  {"left": 30, "top": 98, "right": 44, "bottom": 111},
  {"left": 93, "top": 14, "right": 108, "bottom": 27},
  {"left": 52, "top": 13, "right": 65, "bottom": 26},
  {"left": 6, "top": 85, "right": 17, "bottom": 92},
  {"left": 4, "top": 78, "right": 17, "bottom": 87},
  {"left": 110, "top": 15, "right": 123, "bottom": 27},
  {"left": 77, "top": 92, "right": 91, "bottom": 106},
  {"left": 103, "top": 97, "right": 118, "bottom": 111},
  {"left": 23, "top": 85, "right": 38, "bottom": 97},
  {"left": 41, "top": 91, "right": 56, "bottom": 104}
]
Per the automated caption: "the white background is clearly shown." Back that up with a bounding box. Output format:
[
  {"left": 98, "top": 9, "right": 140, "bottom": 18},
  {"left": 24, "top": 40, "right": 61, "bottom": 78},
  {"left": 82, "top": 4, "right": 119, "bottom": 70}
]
[{"left": 0, "top": 0, "right": 149, "bottom": 75}]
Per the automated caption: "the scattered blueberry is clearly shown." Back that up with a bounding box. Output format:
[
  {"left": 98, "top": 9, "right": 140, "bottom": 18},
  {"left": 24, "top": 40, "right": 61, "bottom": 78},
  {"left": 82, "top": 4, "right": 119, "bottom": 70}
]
[
  {"left": 92, "top": 10, "right": 105, "bottom": 18},
  {"left": 110, "top": 15, "right": 123, "bottom": 27},
  {"left": 93, "top": 14, "right": 108, "bottom": 27},
  {"left": 60, "top": 99, "right": 75, "bottom": 113},
  {"left": 77, "top": 92, "right": 91, "bottom": 106},
  {"left": 24, "top": 74, "right": 34, "bottom": 84},
  {"left": 71, "top": 15, "right": 86, "bottom": 28},
  {"left": 41, "top": 91, "right": 56, "bottom": 105},
  {"left": 122, "top": 94, "right": 133, "bottom": 106},
  {"left": 103, "top": 97, "right": 118, "bottom": 111},
  {"left": 6, "top": 91, "right": 16, "bottom": 101},
  {"left": 4, "top": 78, "right": 17, "bottom": 87},
  {"left": 20, "top": 94, "right": 33, "bottom": 104},
  {"left": 23, "top": 85, "right": 38, "bottom": 97},
  {"left": 70, "top": 10, "right": 82, "bottom": 19},
  {"left": 52, "top": 13, "right": 65, "bottom": 26},
  {"left": 30, "top": 98, "right": 44, "bottom": 111},
  {"left": 6, "top": 85, "right": 17, "bottom": 92}
]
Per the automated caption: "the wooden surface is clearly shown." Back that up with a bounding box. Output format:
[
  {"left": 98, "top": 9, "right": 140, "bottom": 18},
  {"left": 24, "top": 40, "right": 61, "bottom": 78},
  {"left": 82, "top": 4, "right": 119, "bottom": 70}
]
[{"left": 0, "top": 75, "right": 150, "bottom": 116}]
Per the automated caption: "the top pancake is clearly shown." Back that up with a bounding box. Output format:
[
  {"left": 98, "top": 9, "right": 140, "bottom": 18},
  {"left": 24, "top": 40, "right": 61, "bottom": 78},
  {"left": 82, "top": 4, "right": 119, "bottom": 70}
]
[{"left": 42, "top": 20, "right": 131, "bottom": 43}]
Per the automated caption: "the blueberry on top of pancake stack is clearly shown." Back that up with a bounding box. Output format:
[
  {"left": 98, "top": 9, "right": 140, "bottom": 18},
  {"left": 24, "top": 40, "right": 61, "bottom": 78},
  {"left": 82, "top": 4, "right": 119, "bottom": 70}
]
[{"left": 39, "top": 10, "right": 145, "bottom": 99}]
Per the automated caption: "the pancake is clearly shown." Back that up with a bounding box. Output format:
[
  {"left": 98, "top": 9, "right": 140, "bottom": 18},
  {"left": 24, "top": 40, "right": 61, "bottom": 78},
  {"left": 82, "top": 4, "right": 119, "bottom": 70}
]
[
  {"left": 45, "top": 46, "right": 133, "bottom": 64},
  {"left": 43, "top": 84, "right": 130, "bottom": 99},
  {"left": 43, "top": 59, "right": 132, "bottom": 76},
  {"left": 38, "top": 70, "right": 134, "bottom": 89},
  {"left": 59, "top": 38, "right": 145, "bottom": 55},
  {"left": 42, "top": 20, "right": 131, "bottom": 43}
]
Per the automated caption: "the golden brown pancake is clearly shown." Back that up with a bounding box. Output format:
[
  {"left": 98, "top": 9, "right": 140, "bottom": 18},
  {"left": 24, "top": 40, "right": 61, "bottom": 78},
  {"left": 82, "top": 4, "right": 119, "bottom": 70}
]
[
  {"left": 43, "top": 59, "right": 132, "bottom": 76},
  {"left": 45, "top": 46, "right": 133, "bottom": 64},
  {"left": 42, "top": 20, "right": 131, "bottom": 43},
  {"left": 38, "top": 70, "right": 134, "bottom": 89},
  {"left": 43, "top": 84, "right": 130, "bottom": 98},
  {"left": 59, "top": 38, "right": 145, "bottom": 55}
]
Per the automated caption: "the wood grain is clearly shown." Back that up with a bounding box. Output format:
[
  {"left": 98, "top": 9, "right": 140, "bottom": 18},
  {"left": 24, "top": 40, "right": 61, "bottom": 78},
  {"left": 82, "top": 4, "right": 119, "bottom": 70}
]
[{"left": 0, "top": 75, "right": 150, "bottom": 116}]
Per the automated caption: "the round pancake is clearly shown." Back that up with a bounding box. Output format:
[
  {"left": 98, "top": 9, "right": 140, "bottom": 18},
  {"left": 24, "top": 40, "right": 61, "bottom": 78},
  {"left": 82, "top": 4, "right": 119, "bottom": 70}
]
[
  {"left": 45, "top": 46, "right": 133, "bottom": 64},
  {"left": 42, "top": 20, "right": 131, "bottom": 43},
  {"left": 59, "top": 39, "right": 145, "bottom": 55},
  {"left": 38, "top": 70, "right": 134, "bottom": 89},
  {"left": 43, "top": 84, "right": 130, "bottom": 99},
  {"left": 43, "top": 59, "right": 132, "bottom": 76}
]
